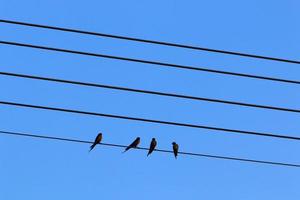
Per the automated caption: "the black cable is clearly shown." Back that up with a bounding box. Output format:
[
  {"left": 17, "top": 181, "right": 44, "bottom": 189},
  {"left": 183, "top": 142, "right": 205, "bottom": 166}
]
[
  {"left": 0, "top": 100, "right": 299, "bottom": 141},
  {"left": 0, "top": 130, "right": 299, "bottom": 168},
  {"left": 1, "top": 40, "right": 300, "bottom": 85},
  {"left": 1, "top": 71, "right": 300, "bottom": 114},
  {"left": 1, "top": 19, "right": 299, "bottom": 64}
]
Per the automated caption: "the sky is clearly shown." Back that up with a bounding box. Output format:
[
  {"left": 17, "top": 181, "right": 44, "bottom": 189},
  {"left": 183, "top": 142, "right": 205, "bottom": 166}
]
[{"left": 1, "top": 0, "right": 300, "bottom": 199}]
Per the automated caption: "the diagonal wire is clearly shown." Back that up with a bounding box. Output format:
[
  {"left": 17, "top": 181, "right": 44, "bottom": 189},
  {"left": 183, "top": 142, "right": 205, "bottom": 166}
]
[
  {"left": 0, "top": 100, "right": 300, "bottom": 141},
  {"left": 1, "top": 40, "right": 300, "bottom": 85},
  {"left": 1, "top": 19, "right": 300, "bottom": 64},
  {"left": 1, "top": 71, "right": 300, "bottom": 114},
  {"left": 0, "top": 130, "right": 299, "bottom": 168}
]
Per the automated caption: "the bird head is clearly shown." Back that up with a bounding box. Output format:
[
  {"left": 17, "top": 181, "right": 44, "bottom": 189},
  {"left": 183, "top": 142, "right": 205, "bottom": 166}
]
[{"left": 172, "top": 142, "right": 176, "bottom": 145}]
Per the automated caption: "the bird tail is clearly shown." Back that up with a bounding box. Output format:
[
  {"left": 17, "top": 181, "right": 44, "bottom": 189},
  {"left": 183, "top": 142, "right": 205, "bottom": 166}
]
[
  {"left": 147, "top": 150, "right": 153, "bottom": 156},
  {"left": 122, "top": 147, "right": 130, "bottom": 153},
  {"left": 89, "top": 144, "right": 96, "bottom": 152},
  {"left": 123, "top": 147, "right": 131, "bottom": 153}
]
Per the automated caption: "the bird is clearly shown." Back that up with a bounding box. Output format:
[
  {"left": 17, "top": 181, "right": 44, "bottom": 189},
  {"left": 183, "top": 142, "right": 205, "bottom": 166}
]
[
  {"left": 89, "top": 133, "right": 102, "bottom": 152},
  {"left": 147, "top": 138, "right": 157, "bottom": 156},
  {"left": 172, "top": 142, "right": 179, "bottom": 159},
  {"left": 123, "top": 137, "right": 140, "bottom": 153}
]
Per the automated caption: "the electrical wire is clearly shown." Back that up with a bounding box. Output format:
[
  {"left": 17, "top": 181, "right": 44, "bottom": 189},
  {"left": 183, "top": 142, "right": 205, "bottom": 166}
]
[
  {"left": 0, "top": 130, "right": 299, "bottom": 168},
  {"left": 1, "top": 40, "right": 300, "bottom": 85},
  {"left": 0, "top": 100, "right": 299, "bottom": 141},
  {"left": 1, "top": 19, "right": 299, "bottom": 64},
  {"left": 1, "top": 71, "right": 300, "bottom": 114}
]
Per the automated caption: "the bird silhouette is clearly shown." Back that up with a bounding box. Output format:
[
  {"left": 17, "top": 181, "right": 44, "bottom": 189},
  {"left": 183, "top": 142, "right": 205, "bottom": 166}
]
[
  {"left": 147, "top": 138, "right": 157, "bottom": 156},
  {"left": 89, "top": 133, "right": 102, "bottom": 152},
  {"left": 172, "top": 142, "right": 179, "bottom": 159},
  {"left": 123, "top": 137, "right": 140, "bottom": 153}
]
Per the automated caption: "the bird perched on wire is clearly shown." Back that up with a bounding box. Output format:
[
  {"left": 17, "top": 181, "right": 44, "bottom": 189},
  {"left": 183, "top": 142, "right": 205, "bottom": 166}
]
[
  {"left": 147, "top": 138, "right": 157, "bottom": 156},
  {"left": 172, "top": 142, "right": 179, "bottom": 159},
  {"left": 123, "top": 137, "right": 140, "bottom": 153},
  {"left": 89, "top": 133, "right": 102, "bottom": 152}
]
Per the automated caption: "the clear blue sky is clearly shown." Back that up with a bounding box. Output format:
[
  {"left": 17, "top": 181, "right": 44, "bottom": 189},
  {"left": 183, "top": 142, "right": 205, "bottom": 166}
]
[{"left": 1, "top": 1, "right": 300, "bottom": 199}]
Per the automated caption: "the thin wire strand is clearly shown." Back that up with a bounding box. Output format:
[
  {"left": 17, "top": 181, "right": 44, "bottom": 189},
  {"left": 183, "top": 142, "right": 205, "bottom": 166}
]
[
  {"left": 0, "top": 130, "right": 299, "bottom": 168},
  {"left": 1, "top": 71, "right": 300, "bottom": 114},
  {"left": 1, "top": 40, "right": 300, "bottom": 85},
  {"left": 0, "top": 100, "right": 299, "bottom": 141},
  {"left": 1, "top": 19, "right": 299, "bottom": 64}
]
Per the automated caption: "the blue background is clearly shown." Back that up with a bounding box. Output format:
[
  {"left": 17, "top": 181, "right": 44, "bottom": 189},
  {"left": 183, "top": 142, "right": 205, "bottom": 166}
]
[{"left": 1, "top": 1, "right": 300, "bottom": 199}]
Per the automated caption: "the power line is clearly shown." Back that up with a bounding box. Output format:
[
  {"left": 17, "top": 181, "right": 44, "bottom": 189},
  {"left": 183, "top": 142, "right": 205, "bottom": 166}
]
[
  {"left": 1, "top": 19, "right": 300, "bottom": 65},
  {"left": 0, "top": 100, "right": 299, "bottom": 141},
  {"left": 1, "top": 71, "right": 300, "bottom": 114},
  {"left": 1, "top": 130, "right": 299, "bottom": 168},
  {"left": 1, "top": 40, "right": 300, "bottom": 85}
]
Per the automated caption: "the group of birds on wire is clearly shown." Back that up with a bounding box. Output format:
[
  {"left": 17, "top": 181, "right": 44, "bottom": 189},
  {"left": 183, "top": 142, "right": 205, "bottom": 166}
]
[
  {"left": 89, "top": 133, "right": 179, "bottom": 158},
  {"left": 2, "top": 19, "right": 300, "bottom": 164}
]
